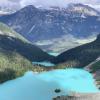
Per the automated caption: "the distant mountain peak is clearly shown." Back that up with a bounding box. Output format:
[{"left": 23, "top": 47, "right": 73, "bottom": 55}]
[
  {"left": 67, "top": 3, "right": 100, "bottom": 16},
  {"left": 18, "top": 5, "right": 38, "bottom": 14},
  {"left": 22, "top": 5, "right": 37, "bottom": 10},
  {"left": 0, "top": 4, "right": 100, "bottom": 53}
]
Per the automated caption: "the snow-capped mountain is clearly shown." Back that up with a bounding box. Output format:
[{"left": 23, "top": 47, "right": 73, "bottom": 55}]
[
  {"left": 0, "top": 7, "right": 9, "bottom": 15},
  {"left": 0, "top": 5, "right": 20, "bottom": 15},
  {"left": 0, "top": 4, "right": 100, "bottom": 52},
  {"left": 67, "top": 3, "right": 100, "bottom": 17}
]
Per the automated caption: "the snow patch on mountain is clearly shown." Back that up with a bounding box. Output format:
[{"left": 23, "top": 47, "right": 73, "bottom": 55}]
[{"left": 0, "top": 11, "right": 9, "bottom": 15}]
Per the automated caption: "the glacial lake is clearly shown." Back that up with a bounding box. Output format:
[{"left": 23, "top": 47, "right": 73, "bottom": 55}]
[
  {"left": 48, "top": 52, "right": 60, "bottom": 56},
  {"left": 32, "top": 61, "right": 55, "bottom": 67},
  {"left": 32, "top": 52, "right": 59, "bottom": 67},
  {"left": 0, "top": 68, "right": 99, "bottom": 100}
]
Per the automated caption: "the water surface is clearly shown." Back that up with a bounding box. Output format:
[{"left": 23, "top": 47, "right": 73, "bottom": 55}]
[
  {"left": 0, "top": 68, "right": 99, "bottom": 100},
  {"left": 48, "top": 52, "right": 60, "bottom": 56},
  {"left": 32, "top": 61, "right": 55, "bottom": 67}
]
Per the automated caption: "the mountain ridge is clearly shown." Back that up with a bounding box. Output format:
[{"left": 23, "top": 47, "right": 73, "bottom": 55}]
[
  {"left": 0, "top": 22, "right": 54, "bottom": 83},
  {"left": 0, "top": 4, "right": 100, "bottom": 52},
  {"left": 53, "top": 34, "right": 100, "bottom": 68},
  {"left": 0, "top": 22, "right": 55, "bottom": 64}
]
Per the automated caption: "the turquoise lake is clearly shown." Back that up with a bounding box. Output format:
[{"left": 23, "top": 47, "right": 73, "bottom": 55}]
[
  {"left": 48, "top": 52, "right": 60, "bottom": 56},
  {"left": 0, "top": 68, "right": 99, "bottom": 100},
  {"left": 32, "top": 61, "right": 55, "bottom": 67},
  {"left": 32, "top": 52, "right": 59, "bottom": 67}
]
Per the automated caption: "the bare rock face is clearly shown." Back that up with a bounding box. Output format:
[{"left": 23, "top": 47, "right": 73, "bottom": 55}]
[{"left": 53, "top": 93, "right": 100, "bottom": 100}]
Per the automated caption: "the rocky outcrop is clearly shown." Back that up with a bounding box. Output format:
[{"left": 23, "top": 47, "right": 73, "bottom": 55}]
[{"left": 53, "top": 93, "right": 100, "bottom": 100}]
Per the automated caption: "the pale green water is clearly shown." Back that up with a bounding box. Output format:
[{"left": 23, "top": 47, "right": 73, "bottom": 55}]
[{"left": 0, "top": 68, "right": 99, "bottom": 100}]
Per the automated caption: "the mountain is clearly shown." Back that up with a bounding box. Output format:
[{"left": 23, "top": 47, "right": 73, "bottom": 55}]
[
  {"left": 0, "top": 5, "right": 20, "bottom": 14},
  {"left": 0, "top": 11, "right": 9, "bottom": 16},
  {"left": 0, "top": 4, "right": 100, "bottom": 52},
  {"left": 0, "top": 22, "right": 54, "bottom": 83},
  {"left": 0, "top": 22, "right": 54, "bottom": 62},
  {"left": 85, "top": 57, "right": 100, "bottom": 82},
  {"left": 67, "top": 3, "right": 100, "bottom": 17},
  {"left": 53, "top": 34, "right": 100, "bottom": 68},
  {"left": 0, "top": 22, "right": 29, "bottom": 42},
  {"left": 85, "top": 57, "right": 100, "bottom": 72}
]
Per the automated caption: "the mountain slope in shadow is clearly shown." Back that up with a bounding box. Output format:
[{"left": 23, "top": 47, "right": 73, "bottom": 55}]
[
  {"left": 0, "top": 22, "right": 54, "bottom": 62},
  {"left": 53, "top": 34, "right": 100, "bottom": 68},
  {"left": 0, "top": 22, "right": 55, "bottom": 83},
  {"left": 0, "top": 35, "right": 54, "bottom": 62}
]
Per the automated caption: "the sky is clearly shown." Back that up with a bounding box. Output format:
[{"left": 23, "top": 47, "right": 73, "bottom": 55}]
[{"left": 0, "top": 0, "right": 100, "bottom": 10}]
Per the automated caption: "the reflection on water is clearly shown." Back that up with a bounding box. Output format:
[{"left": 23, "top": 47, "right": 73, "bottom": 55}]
[{"left": 0, "top": 68, "right": 99, "bottom": 100}]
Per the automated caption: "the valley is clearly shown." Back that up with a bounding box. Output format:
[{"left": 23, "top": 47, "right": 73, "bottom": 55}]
[
  {"left": 0, "top": 4, "right": 100, "bottom": 52},
  {"left": 0, "top": 2, "right": 99, "bottom": 100},
  {"left": 0, "top": 22, "right": 54, "bottom": 83}
]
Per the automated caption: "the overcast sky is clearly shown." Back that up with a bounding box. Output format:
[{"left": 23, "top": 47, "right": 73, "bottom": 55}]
[{"left": 0, "top": 0, "right": 100, "bottom": 10}]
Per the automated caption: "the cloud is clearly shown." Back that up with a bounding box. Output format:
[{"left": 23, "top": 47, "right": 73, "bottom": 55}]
[
  {"left": 0, "top": 0, "right": 21, "bottom": 12},
  {"left": 20, "top": 0, "right": 100, "bottom": 8},
  {"left": 0, "top": 0, "right": 100, "bottom": 10},
  {"left": 0, "top": 0, "right": 19, "bottom": 6},
  {"left": 8, "top": 0, "right": 21, "bottom": 2}
]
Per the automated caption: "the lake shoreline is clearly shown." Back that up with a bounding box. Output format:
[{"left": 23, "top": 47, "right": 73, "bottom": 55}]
[{"left": 53, "top": 92, "right": 100, "bottom": 100}]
